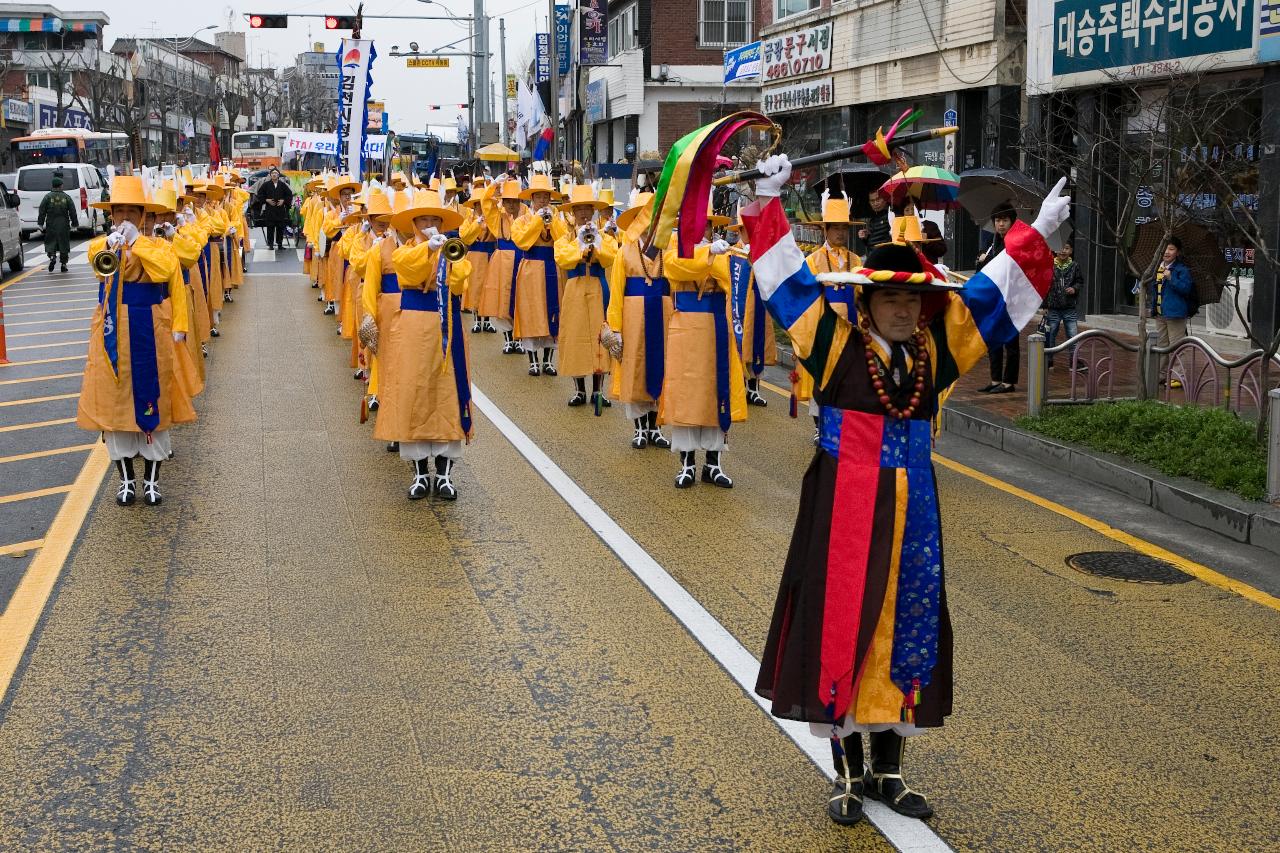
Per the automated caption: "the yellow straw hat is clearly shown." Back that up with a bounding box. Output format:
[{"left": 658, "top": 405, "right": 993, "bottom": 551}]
[
  {"left": 327, "top": 174, "right": 362, "bottom": 198},
  {"left": 391, "top": 189, "right": 463, "bottom": 234},
  {"left": 564, "top": 184, "right": 611, "bottom": 211},
  {"left": 519, "top": 173, "right": 562, "bottom": 201},
  {"left": 153, "top": 180, "right": 179, "bottom": 213},
  {"left": 365, "top": 188, "right": 395, "bottom": 220},
  {"left": 92, "top": 175, "right": 169, "bottom": 212},
  {"left": 615, "top": 192, "right": 654, "bottom": 231},
  {"left": 341, "top": 202, "right": 367, "bottom": 226},
  {"left": 820, "top": 196, "right": 853, "bottom": 226},
  {"left": 499, "top": 180, "right": 524, "bottom": 202}
]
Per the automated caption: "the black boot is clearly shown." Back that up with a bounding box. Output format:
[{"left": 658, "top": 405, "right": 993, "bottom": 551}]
[
  {"left": 630, "top": 417, "right": 648, "bottom": 449},
  {"left": 502, "top": 331, "right": 522, "bottom": 354},
  {"left": 527, "top": 350, "right": 541, "bottom": 376},
  {"left": 471, "top": 316, "right": 482, "bottom": 333},
  {"left": 367, "top": 394, "right": 379, "bottom": 411},
  {"left": 142, "top": 459, "right": 162, "bottom": 506},
  {"left": 434, "top": 456, "right": 458, "bottom": 501},
  {"left": 47, "top": 255, "right": 56, "bottom": 272},
  {"left": 591, "top": 374, "right": 610, "bottom": 413},
  {"left": 812, "top": 414, "right": 820, "bottom": 447},
  {"left": 568, "top": 377, "right": 587, "bottom": 406},
  {"left": 746, "top": 377, "right": 768, "bottom": 406},
  {"left": 828, "top": 734, "right": 865, "bottom": 826},
  {"left": 675, "top": 451, "right": 697, "bottom": 488},
  {"left": 482, "top": 317, "right": 496, "bottom": 332},
  {"left": 541, "top": 347, "right": 557, "bottom": 376},
  {"left": 702, "top": 450, "right": 733, "bottom": 488},
  {"left": 646, "top": 411, "right": 671, "bottom": 449},
  {"left": 408, "top": 458, "right": 432, "bottom": 500},
  {"left": 115, "top": 458, "right": 137, "bottom": 506},
  {"left": 864, "top": 731, "right": 933, "bottom": 819},
  {"left": 387, "top": 441, "right": 400, "bottom": 453}
]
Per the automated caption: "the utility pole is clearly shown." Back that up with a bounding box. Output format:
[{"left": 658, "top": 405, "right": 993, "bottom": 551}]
[
  {"left": 499, "top": 17, "right": 508, "bottom": 145},
  {"left": 473, "top": 0, "right": 487, "bottom": 135},
  {"left": 547, "top": 0, "right": 557, "bottom": 163}
]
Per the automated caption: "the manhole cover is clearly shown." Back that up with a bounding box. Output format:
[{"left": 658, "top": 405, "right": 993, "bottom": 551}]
[{"left": 1066, "top": 551, "right": 1192, "bottom": 585}]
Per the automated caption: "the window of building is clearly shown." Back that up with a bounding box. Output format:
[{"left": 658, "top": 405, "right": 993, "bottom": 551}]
[
  {"left": 608, "top": 3, "right": 638, "bottom": 58},
  {"left": 776, "top": 0, "right": 820, "bottom": 20},
  {"left": 700, "top": 0, "right": 753, "bottom": 48},
  {"left": 26, "top": 71, "right": 51, "bottom": 89}
]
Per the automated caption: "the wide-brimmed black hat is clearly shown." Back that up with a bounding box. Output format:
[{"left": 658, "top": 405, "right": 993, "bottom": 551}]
[{"left": 817, "top": 243, "right": 961, "bottom": 294}]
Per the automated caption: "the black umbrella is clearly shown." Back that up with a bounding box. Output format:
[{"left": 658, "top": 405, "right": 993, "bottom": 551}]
[
  {"left": 812, "top": 164, "right": 891, "bottom": 218},
  {"left": 958, "top": 167, "right": 1071, "bottom": 250},
  {"left": 1129, "top": 220, "right": 1228, "bottom": 304}
]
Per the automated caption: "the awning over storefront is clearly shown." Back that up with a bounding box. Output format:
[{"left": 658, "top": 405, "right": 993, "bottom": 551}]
[{"left": 0, "top": 18, "right": 97, "bottom": 33}]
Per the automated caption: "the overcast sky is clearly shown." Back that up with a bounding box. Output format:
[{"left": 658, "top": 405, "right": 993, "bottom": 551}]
[{"left": 98, "top": 0, "right": 542, "bottom": 136}]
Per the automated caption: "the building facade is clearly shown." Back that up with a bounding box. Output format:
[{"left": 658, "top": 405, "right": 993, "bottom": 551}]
[{"left": 1025, "top": 0, "right": 1278, "bottom": 342}]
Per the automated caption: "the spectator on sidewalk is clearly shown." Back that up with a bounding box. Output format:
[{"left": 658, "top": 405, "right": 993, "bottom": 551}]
[
  {"left": 1045, "top": 242, "right": 1085, "bottom": 372},
  {"left": 1148, "top": 236, "right": 1194, "bottom": 349},
  {"left": 976, "top": 204, "right": 1018, "bottom": 393},
  {"left": 919, "top": 220, "right": 948, "bottom": 273},
  {"left": 857, "top": 188, "right": 891, "bottom": 254}
]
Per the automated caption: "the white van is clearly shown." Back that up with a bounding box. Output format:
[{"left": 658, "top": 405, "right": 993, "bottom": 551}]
[
  {"left": 17, "top": 163, "right": 107, "bottom": 239},
  {"left": 0, "top": 178, "right": 24, "bottom": 275}
]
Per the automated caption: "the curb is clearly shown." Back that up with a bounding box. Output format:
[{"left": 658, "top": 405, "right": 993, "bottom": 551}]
[{"left": 940, "top": 404, "right": 1280, "bottom": 559}]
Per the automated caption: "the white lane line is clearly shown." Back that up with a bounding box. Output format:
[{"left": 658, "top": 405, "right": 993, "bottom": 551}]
[{"left": 469, "top": 385, "right": 953, "bottom": 853}]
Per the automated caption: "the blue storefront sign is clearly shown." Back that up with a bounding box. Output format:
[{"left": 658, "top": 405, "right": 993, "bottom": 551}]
[
  {"left": 536, "top": 33, "right": 550, "bottom": 83},
  {"left": 555, "top": 5, "right": 572, "bottom": 75},
  {"left": 37, "top": 103, "right": 91, "bottom": 129},
  {"left": 585, "top": 79, "right": 607, "bottom": 124},
  {"left": 723, "top": 41, "right": 761, "bottom": 83},
  {"left": 1052, "top": 0, "right": 1256, "bottom": 76},
  {"left": 1262, "top": 0, "right": 1280, "bottom": 61}
]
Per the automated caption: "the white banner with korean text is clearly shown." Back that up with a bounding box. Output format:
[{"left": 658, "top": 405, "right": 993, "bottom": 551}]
[
  {"left": 336, "top": 39, "right": 376, "bottom": 177},
  {"left": 762, "top": 76, "right": 834, "bottom": 114}
]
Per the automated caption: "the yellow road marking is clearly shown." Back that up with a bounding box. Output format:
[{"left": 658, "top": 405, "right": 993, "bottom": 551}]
[
  {"left": 0, "top": 539, "right": 42, "bottom": 557},
  {"left": 0, "top": 308, "right": 93, "bottom": 319},
  {"left": 8, "top": 339, "right": 88, "bottom": 352},
  {"left": 0, "top": 316, "right": 90, "bottom": 328},
  {"left": 0, "top": 485, "right": 72, "bottom": 506},
  {"left": 2, "top": 282, "right": 96, "bottom": 294},
  {"left": 0, "top": 393, "right": 79, "bottom": 408},
  {"left": 756, "top": 376, "right": 1280, "bottom": 612},
  {"left": 3, "top": 297, "right": 97, "bottom": 309},
  {"left": 0, "top": 371, "right": 83, "bottom": 386},
  {"left": 0, "top": 443, "right": 108, "bottom": 704},
  {"left": 0, "top": 355, "right": 85, "bottom": 367},
  {"left": 0, "top": 266, "right": 37, "bottom": 293},
  {"left": 0, "top": 418, "right": 76, "bottom": 433},
  {"left": 4, "top": 328, "right": 90, "bottom": 338},
  {"left": 0, "top": 443, "right": 95, "bottom": 464},
  {"left": 2, "top": 287, "right": 97, "bottom": 300}
]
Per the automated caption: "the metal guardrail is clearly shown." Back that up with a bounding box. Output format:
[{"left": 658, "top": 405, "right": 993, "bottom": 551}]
[{"left": 1027, "top": 328, "right": 1280, "bottom": 502}]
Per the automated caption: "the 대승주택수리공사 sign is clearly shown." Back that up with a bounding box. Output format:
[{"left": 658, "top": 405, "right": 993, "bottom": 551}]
[
  {"left": 762, "top": 76, "right": 834, "bottom": 114},
  {"left": 1051, "top": 0, "right": 1257, "bottom": 82}
]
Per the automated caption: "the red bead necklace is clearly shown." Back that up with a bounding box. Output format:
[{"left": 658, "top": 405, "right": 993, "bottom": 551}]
[{"left": 862, "top": 319, "right": 929, "bottom": 420}]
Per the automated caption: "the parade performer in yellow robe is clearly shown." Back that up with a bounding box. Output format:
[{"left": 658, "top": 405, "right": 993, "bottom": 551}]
[
  {"left": 793, "top": 194, "right": 863, "bottom": 441},
  {"left": 174, "top": 180, "right": 213, "bottom": 358},
  {"left": 336, "top": 197, "right": 368, "bottom": 342},
  {"left": 511, "top": 174, "right": 567, "bottom": 375},
  {"left": 148, "top": 180, "right": 205, "bottom": 399},
  {"left": 723, "top": 217, "right": 777, "bottom": 409},
  {"left": 603, "top": 193, "right": 672, "bottom": 450},
  {"left": 356, "top": 187, "right": 399, "bottom": 415},
  {"left": 301, "top": 175, "right": 326, "bottom": 283},
  {"left": 743, "top": 153, "right": 1070, "bottom": 827},
  {"left": 191, "top": 182, "right": 227, "bottom": 338},
  {"left": 554, "top": 185, "right": 617, "bottom": 409},
  {"left": 661, "top": 215, "right": 747, "bottom": 489},
  {"left": 478, "top": 179, "right": 527, "bottom": 354},
  {"left": 459, "top": 196, "right": 496, "bottom": 332},
  {"left": 378, "top": 189, "right": 473, "bottom": 500},
  {"left": 321, "top": 175, "right": 360, "bottom": 316},
  {"left": 78, "top": 176, "right": 195, "bottom": 507}
]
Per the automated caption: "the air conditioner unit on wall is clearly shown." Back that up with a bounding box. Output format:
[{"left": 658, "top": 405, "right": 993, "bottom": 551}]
[{"left": 1203, "top": 276, "right": 1252, "bottom": 338}]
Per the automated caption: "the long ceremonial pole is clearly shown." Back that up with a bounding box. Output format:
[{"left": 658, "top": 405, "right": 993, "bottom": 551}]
[{"left": 712, "top": 126, "right": 958, "bottom": 186}]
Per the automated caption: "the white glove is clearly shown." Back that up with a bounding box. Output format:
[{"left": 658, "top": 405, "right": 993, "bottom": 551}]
[
  {"left": 116, "top": 220, "right": 140, "bottom": 246},
  {"left": 423, "top": 226, "right": 440, "bottom": 238},
  {"left": 182, "top": 205, "right": 194, "bottom": 218},
  {"left": 361, "top": 220, "right": 372, "bottom": 233},
  {"left": 228, "top": 226, "right": 237, "bottom": 237},
  {"left": 1031, "top": 176, "right": 1071, "bottom": 240},
  {"left": 538, "top": 207, "right": 553, "bottom": 219},
  {"left": 105, "top": 231, "right": 125, "bottom": 250},
  {"left": 709, "top": 239, "right": 731, "bottom": 256},
  {"left": 753, "top": 154, "right": 792, "bottom": 198},
  {"left": 160, "top": 222, "right": 176, "bottom": 238},
  {"left": 173, "top": 331, "right": 187, "bottom": 343},
  {"left": 427, "top": 233, "right": 447, "bottom": 251}
]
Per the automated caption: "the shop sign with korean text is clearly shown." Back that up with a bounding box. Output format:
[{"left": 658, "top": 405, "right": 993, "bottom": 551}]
[
  {"left": 536, "top": 33, "right": 551, "bottom": 82},
  {"left": 1262, "top": 0, "right": 1280, "bottom": 62},
  {"left": 555, "top": 5, "right": 572, "bottom": 75},
  {"left": 724, "top": 41, "right": 761, "bottom": 83},
  {"left": 1052, "top": 0, "right": 1257, "bottom": 82},
  {"left": 580, "top": 0, "right": 608, "bottom": 65},
  {"left": 585, "top": 79, "right": 608, "bottom": 124},
  {"left": 762, "top": 76, "right": 834, "bottom": 114},
  {"left": 761, "top": 21, "right": 832, "bottom": 83}
]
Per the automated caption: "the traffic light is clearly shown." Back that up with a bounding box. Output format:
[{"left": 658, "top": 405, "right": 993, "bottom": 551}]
[
  {"left": 248, "top": 13, "right": 287, "bottom": 28},
  {"left": 324, "top": 15, "right": 358, "bottom": 29}
]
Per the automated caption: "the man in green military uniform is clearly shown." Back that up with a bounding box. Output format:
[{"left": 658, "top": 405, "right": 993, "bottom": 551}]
[{"left": 38, "top": 174, "right": 76, "bottom": 272}]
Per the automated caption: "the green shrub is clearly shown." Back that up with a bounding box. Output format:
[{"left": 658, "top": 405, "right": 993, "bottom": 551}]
[{"left": 1016, "top": 401, "right": 1268, "bottom": 502}]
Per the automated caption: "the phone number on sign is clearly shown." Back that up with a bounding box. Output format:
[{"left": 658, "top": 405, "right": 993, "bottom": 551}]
[{"left": 764, "top": 55, "right": 826, "bottom": 80}]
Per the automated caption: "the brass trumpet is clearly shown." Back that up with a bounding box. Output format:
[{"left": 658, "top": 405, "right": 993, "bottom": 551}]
[
  {"left": 541, "top": 209, "right": 554, "bottom": 226},
  {"left": 442, "top": 237, "right": 468, "bottom": 262},
  {"left": 92, "top": 250, "right": 120, "bottom": 276}
]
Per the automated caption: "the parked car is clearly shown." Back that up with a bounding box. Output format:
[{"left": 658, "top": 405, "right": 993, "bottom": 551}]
[
  {"left": 0, "top": 179, "right": 26, "bottom": 274},
  {"left": 17, "top": 163, "right": 107, "bottom": 239}
]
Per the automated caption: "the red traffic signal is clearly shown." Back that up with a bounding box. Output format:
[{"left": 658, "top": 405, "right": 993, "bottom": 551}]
[
  {"left": 324, "top": 15, "right": 357, "bottom": 29},
  {"left": 248, "top": 13, "right": 287, "bottom": 28}
]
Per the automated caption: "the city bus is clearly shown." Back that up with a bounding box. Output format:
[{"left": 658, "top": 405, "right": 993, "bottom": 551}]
[
  {"left": 11, "top": 127, "right": 130, "bottom": 170},
  {"left": 231, "top": 128, "right": 300, "bottom": 169}
]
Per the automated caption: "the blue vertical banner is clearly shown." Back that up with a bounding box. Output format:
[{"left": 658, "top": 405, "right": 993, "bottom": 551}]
[
  {"left": 335, "top": 38, "right": 376, "bottom": 178},
  {"left": 555, "top": 5, "right": 572, "bottom": 75},
  {"left": 536, "top": 33, "right": 551, "bottom": 82}
]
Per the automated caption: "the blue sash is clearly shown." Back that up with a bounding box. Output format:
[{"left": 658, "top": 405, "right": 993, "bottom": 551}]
[
  {"left": 198, "top": 243, "right": 211, "bottom": 296},
  {"left": 514, "top": 244, "right": 559, "bottom": 337},
  {"left": 749, "top": 284, "right": 767, "bottom": 377},
  {"left": 400, "top": 287, "right": 441, "bottom": 312},
  {"left": 439, "top": 255, "right": 473, "bottom": 434},
  {"left": 469, "top": 239, "right": 495, "bottom": 255},
  {"left": 825, "top": 283, "right": 856, "bottom": 315},
  {"left": 380, "top": 272, "right": 401, "bottom": 294},
  {"left": 673, "top": 290, "right": 732, "bottom": 433},
  {"left": 728, "top": 254, "right": 751, "bottom": 351},
  {"left": 624, "top": 276, "right": 669, "bottom": 402},
  {"left": 568, "top": 261, "right": 610, "bottom": 315},
  {"left": 496, "top": 237, "right": 522, "bottom": 319}
]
